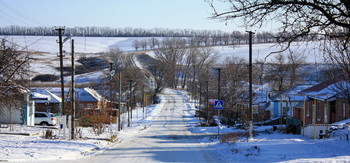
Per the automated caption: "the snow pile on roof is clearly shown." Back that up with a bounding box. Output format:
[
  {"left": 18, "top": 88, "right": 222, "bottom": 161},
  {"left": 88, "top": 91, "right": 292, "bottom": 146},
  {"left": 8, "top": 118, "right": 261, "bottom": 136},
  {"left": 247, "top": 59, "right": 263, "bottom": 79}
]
[
  {"left": 332, "top": 118, "right": 350, "bottom": 126},
  {"left": 30, "top": 89, "right": 61, "bottom": 103}
]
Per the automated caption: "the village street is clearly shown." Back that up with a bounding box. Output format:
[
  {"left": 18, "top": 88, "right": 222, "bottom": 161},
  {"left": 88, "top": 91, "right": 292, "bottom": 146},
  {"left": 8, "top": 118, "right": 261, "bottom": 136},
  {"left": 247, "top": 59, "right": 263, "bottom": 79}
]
[{"left": 65, "top": 90, "right": 220, "bottom": 163}]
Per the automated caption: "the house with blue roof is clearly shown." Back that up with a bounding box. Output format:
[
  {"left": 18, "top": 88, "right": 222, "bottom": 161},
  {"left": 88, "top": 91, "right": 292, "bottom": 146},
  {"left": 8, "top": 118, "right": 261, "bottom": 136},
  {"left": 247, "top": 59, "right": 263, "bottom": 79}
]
[
  {"left": 263, "top": 84, "right": 314, "bottom": 119},
  {"left": 30, "top": 87, "right": 106, "bottom": 115}
]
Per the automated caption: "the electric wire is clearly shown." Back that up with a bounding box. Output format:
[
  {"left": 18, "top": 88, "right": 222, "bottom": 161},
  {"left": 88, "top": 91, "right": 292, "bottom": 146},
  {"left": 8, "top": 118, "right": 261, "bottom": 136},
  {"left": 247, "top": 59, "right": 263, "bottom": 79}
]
[
  {"left": 0, "top": 0, "right": 52, "bottom": 26},
  {"left": 0, "top": 9, "right": 32, "bottom": 26}
]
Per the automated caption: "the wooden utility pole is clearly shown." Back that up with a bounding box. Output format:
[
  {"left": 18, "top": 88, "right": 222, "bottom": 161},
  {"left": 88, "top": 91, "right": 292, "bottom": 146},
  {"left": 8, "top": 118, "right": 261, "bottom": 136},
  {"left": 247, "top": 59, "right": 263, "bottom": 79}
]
[
  {"left": 56, "top": 27, "right": 65, "bottom": 115},
  {"left": 142, "top": 84, "right": 145, "bottom": 119},
  {"left": 217, "top": 68, "right": 221, "bottom": 136},
  {"left": 118, "top": 70, "right": 121, "bottom": 131},
  {"left": 70, "top": 39, "right": 75, "bottom": 139},
  {"left": 128, "top": 80, "right": 132, "bottom": 127},
  {"left": 247, "top": 30, "right": 255, "bottom": 140},
  {"left": 206, "top": 80, "right": 209, "bottom": 124}
]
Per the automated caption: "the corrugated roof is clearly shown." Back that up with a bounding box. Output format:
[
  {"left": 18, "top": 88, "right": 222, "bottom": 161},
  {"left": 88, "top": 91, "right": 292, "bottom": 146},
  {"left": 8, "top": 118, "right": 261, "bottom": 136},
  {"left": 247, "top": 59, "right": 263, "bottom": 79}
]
[
  {"left": 30, "top": 89, "right": 61, "bottom": 103},
  {"left": 270, "top": 84, "right": 314, "bottom": 101},
  {"left": 300, "top": 75, "right": 344, "bottom": 94},
  {"left": 31, "top": 87, "right": 104, "bottom": 102}
]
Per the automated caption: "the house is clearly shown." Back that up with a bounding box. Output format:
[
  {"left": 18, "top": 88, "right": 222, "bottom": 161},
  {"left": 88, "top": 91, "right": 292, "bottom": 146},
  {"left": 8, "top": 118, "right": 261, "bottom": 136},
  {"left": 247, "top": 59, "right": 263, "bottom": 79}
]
[
  {"left": 30, "top": 89, "right": 61, "bottom": 113},
  {"left": 292, "top": 78, "right": 350, "bottom": 139},
  {"left": 263, "top": 84, "right": 314, "bottom": 119},
  {"left": 30, "top": 87, "right": 112, "bottom": 118},
  {"left": 297, "top": 79, "right": 350, "bottom": 125},
  {"left": 0, "top": 91, "right": 35, "bottom": 126}
]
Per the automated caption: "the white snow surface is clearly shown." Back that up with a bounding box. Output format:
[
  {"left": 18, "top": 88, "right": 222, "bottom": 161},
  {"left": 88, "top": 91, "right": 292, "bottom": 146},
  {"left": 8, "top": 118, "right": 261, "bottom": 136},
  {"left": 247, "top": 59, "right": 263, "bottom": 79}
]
[
  {"left": 1, "top": 35, "right": 326, "bottom": 83},
  {"left": 1, "top": 89, "right": 350, "bottom": 162}
]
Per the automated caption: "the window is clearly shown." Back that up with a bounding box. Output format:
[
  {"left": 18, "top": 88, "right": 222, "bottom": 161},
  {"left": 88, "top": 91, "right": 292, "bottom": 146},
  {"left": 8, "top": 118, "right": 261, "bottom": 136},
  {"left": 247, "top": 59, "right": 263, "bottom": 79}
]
[
  {"left": 306, "top": 102, "right": 310, "bottom": 117},
  {"left": 324, "top": 102, "right": 328, "bottom": 123},
  {"left": 312, "top": 102, "right": 315, "bottom": 124},
  {"left": 35, "top": 113, "right": 47, "bottom": 118},
  {"left": 317, "top": 101, "right": 321, "bottom": 121},
  {"left": 79, "top": 104, "right": 84, "bottom": 109},
  {"left": 87, "top": 103, "right": 93, "bottom": 108},
  {"left": 343, "top": 102, "right": 346, "bottom": 119},
  {"left": 45, "top": 106, "right": 51, "bottom": 113}
]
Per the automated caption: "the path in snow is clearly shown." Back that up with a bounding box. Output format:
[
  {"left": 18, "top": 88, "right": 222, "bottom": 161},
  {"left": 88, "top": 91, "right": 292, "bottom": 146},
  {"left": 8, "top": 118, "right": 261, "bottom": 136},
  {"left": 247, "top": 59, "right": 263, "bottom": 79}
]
[{"left": 71, "top": 90, "right": 220, "bottom": 163}]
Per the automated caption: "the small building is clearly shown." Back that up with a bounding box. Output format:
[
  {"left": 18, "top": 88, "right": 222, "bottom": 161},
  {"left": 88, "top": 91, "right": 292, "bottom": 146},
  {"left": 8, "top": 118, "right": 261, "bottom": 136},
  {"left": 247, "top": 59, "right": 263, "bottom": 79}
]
[
  {"left": 298, "top": 80, "right": 350, "bottom": 125},
  {"left": 30, "top": 89, "right": 61, "bottom": 113},
  {"left": 295, "top": 78, "right": 350, "bottom": 139},
  {"left": 0, "top": 92, "right": 35, "bottom": 126},
  {"left": 264, "top": 84, "right": 314, "bottom": 119},
  {"left": 31, "top": 87, "right": 109, "bottom": 115}
]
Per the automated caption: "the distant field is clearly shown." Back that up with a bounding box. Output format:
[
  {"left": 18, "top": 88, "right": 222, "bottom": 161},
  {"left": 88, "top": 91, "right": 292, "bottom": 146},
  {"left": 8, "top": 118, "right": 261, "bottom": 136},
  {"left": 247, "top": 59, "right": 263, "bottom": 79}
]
[{"left": 1, "top": 35, "right": 325, "bottom": 83}]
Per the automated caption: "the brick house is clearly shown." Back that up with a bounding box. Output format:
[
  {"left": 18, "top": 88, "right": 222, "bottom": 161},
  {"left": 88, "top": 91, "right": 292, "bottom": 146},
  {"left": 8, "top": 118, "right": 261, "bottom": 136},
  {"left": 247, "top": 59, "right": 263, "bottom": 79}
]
[
  {"left": 296, "top": 79, "right": 350, "bottom": 125},
  {"left": 30, "top": 89, "right": 61, "bottom": 113},
  {"left": 31, "top": 87, "right": 110, "bottom": 116}
]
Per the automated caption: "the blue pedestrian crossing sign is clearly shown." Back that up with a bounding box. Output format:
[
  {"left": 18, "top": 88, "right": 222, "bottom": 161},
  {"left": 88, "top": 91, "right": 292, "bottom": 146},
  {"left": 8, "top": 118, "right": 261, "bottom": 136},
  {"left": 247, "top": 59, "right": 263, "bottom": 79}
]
[{"left": 214, "top": 100, "right": 224, "bottom": 109}]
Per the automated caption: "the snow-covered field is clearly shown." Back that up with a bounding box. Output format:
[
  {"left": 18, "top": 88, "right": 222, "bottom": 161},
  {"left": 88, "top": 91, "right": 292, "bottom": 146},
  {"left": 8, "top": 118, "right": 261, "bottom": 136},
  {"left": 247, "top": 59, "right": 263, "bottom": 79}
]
[
  {"left": 1, "top": 35, "right": 325, "bottom": 83},
  {"left": 2, "top": 89, "right": 350, "bottom": 162}
]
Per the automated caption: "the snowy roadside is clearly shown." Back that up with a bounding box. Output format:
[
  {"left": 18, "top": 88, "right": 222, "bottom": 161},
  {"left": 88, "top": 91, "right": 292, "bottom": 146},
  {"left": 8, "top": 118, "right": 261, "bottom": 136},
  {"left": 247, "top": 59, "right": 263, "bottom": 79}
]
[
  {"left": 0, "top": 92, "right": 166, "bottom": 162},
  {"left": 176, "top": 90, "right": 350, "bottom": 162}
]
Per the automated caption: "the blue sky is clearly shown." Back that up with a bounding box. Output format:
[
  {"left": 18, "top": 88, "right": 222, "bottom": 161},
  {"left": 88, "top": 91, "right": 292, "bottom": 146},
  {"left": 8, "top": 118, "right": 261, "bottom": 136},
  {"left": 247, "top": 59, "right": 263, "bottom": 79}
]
[{"left": 0, "top": 0, "right": 274, "bottom": 32}]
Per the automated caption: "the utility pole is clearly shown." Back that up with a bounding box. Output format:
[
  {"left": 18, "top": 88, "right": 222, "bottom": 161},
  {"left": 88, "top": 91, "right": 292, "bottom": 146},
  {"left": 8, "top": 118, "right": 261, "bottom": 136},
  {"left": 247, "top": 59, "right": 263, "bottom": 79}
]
[
  {"left": 217, "top": 68, "right": 221, "bottom": 100},
  {"left": 217, "top": 68, "right": 221, "bottom": 136},
  {"left": 128, "top": 80, "right": 132, "bottom": 127},
  {"left": 118, "top": 70, "right": 121, "bottom": 131},
  {"left": 70, "top": 39, "right": 75, "bottom": 139},
  {"left": 56, "top": 27, "right": 65, "bottom": 115},
  {"left": 206, "top": 80, "right": 209, "bottom": 124},
  {"left": 142, "top": 84, "right": 145, "bottom": 119},
  {"left": 246, "top": 30, "right": 255, "bottom": 140}
]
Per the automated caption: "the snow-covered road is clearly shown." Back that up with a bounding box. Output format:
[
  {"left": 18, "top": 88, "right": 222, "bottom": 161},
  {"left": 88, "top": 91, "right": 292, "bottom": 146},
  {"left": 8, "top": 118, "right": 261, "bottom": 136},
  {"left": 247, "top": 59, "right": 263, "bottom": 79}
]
[{"left": 73, "top": 91, "right": 220, "bottom": 163}]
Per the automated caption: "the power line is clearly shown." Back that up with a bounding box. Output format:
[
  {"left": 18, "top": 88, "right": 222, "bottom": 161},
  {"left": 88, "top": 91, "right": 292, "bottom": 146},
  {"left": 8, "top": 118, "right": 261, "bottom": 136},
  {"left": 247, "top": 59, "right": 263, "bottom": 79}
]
[
  {"left": 0, "top": 0, "right": 51, "bottom": 26},
  {"left": 0, "top": 14, "right": 17, "bottom": 25},
  {"left": 0, "top": 9, "right": 32, "bottom": 26},
  {"left": 0, "top": 35, "right": 49, "bottom": 52}
]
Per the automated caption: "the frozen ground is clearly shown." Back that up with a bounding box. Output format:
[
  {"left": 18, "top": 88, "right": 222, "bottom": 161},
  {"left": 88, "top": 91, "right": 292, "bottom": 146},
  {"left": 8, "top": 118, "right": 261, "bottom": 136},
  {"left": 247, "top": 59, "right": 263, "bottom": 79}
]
[
  {"left": 1, "top": 35, "right": 325, "bottom": 83},
  {"left": 0, "top": 92, "right": 165, "bottom": 162},
  {"left": 1, "top": 89, "right": 350, "bottom": 162}
]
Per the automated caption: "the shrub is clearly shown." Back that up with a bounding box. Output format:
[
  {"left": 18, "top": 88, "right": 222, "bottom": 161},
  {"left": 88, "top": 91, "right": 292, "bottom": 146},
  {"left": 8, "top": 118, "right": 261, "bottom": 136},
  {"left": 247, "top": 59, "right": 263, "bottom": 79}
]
[
  {"left": 43, "top": 129, "right": 54, "bottom": 139},
  {"left": 220, "top": 132, "right": 243, "bottom": 143}
]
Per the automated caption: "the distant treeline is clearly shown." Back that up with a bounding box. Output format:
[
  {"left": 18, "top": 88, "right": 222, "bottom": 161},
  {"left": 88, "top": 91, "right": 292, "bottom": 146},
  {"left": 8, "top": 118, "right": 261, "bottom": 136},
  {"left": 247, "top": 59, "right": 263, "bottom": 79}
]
[{"left": 0, "top": 26, "right": 278, "bottom": 44}]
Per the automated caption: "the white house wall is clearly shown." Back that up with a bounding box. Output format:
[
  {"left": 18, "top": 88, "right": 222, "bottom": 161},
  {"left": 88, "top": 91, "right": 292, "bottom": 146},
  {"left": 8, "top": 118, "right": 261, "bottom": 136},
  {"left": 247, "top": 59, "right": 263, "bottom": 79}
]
[{"left": 0, "top": 108, "right": 22, "bottom": 124}]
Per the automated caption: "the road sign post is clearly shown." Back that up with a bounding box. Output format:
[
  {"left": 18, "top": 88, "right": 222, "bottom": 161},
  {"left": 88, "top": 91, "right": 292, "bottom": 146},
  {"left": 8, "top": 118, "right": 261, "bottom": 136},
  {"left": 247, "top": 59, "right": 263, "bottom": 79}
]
[{"left": 214, "top": 100, "right": 224, "bottom": 137}]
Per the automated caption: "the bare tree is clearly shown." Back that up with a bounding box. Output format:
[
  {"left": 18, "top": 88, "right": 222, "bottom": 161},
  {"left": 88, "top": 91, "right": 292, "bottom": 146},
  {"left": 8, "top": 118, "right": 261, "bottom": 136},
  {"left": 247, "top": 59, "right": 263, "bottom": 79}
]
[
  {"left": 266, "top": 51, "right": 305, "bottom": 92},
  {"left": 132, "top": 40, "right": 140, "bottom": 51},
  {"left": 266, "top": 53, "right": 290, "bottom": 92},
  {"left": 324, "top": 36, "right": 350, "bottom": 104},
  {"left": 148, "top": 38, "right": 159, "bottom": 49},
  {"left": 0, "top": 38, "right": 31, "bottom": 117},
  {"left": 218, "top": 57, "right": 249, "bottom": 126},
  {"left": 148, "top": 61, "right": 167, "bottom": 93},
  {"left": 207, "top": 0, "right": 350, "bottom": 45},
  {"left": 287, "top": 49, "right": 305, "bottom": 86},
  {"left": 153, "top": 38, "right": 187, "bottom": 88}
]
